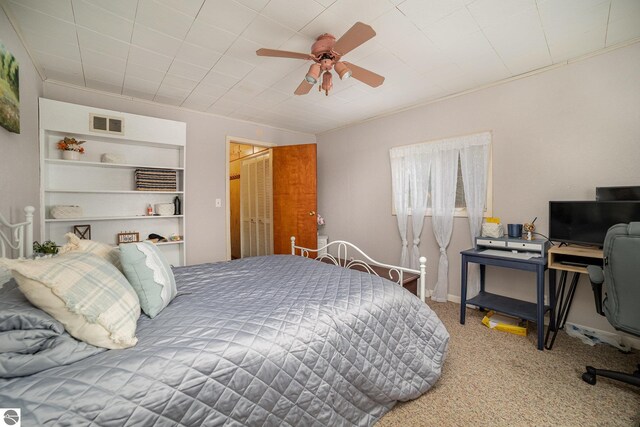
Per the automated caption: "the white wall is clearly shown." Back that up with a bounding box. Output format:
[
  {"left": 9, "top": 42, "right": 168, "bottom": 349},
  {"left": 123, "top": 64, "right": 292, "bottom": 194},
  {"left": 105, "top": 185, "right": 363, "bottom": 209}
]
[
  {"left": 0, "top": 8, "right": 42, "bottom": 235},
  {"left": 317, "top": 42, "right": 640, "bottom": 332},
  {"left": 43, "top": 82, "right": 316, "bottom": 265}
]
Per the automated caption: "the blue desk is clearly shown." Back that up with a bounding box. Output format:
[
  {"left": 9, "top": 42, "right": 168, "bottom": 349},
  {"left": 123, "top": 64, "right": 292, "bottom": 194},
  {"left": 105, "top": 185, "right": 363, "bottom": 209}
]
[{"left": 459, "top": 248, "right": 556, "bottom": 350}]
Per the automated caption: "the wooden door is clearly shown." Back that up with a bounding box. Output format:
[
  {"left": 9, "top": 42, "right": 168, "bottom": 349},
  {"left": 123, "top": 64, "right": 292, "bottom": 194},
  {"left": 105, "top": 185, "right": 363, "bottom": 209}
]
[{"left": 272, "top": 144, "right": 317, "bottom": 254}]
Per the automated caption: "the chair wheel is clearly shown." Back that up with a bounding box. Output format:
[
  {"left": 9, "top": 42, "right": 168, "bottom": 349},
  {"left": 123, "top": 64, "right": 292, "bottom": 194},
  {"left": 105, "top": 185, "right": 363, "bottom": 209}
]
[{"left": 582, "top": 372, "right": 596, "bottom": 385}]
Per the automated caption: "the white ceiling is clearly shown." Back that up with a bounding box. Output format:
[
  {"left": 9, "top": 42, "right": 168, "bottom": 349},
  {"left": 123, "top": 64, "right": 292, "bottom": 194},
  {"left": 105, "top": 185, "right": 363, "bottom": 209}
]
[{"left": 3, "top": 0, "right": 639, "bottom": 134}]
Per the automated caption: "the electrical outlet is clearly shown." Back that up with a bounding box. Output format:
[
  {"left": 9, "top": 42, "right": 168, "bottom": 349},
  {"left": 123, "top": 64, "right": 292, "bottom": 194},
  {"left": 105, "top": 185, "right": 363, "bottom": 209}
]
[{"left": 215, "top": 198, "right": 222, "bottom": 208}]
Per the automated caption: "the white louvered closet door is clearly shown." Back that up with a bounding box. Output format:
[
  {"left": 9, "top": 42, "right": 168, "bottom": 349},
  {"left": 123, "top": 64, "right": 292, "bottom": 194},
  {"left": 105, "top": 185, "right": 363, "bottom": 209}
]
[{"left": 240, "top": 152, "right": 273, "bottom": 257}]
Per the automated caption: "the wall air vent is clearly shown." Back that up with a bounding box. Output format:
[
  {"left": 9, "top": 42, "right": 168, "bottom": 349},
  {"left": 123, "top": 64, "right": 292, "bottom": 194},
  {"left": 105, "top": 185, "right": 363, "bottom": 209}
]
[{"left": 90, "top": 113, "right": 124, "bottom": 135}]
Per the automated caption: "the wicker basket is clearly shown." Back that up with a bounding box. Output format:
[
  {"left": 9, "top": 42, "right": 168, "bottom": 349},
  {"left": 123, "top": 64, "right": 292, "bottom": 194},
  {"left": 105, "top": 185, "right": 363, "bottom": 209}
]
[{"left": 51, "top": 205, "right": 83, "bottom": 219}]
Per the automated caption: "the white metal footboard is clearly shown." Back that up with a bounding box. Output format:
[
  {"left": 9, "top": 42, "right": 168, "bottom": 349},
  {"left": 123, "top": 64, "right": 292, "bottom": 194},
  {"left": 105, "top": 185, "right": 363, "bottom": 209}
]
[
  {"left": 0, "top": 206, "right": 35, "bottom": 259},
  {"left": 291, "top": 236, "right": 427, "bottom": 301}
]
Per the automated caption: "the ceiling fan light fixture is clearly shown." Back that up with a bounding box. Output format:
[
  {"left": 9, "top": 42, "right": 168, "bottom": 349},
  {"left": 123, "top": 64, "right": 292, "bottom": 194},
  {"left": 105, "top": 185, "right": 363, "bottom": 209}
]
[
  {"left": 321, "top": 71, "right": 333, "bottom": 96},
  {"left": 305, "top": 63, "right": 321, "bottom": 84},
  {"left": 335, "top": 62, "right": 352, "bottom": 80}
]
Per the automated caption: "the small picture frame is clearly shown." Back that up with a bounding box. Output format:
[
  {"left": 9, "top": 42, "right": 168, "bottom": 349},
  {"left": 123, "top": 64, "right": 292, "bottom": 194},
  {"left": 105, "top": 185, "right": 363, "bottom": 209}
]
[
  {"left": 117, "top": 232, "right": 139, "bottom": 244},
  {"left": 73, "top": 224, "right": 91, "bottom": 240}
]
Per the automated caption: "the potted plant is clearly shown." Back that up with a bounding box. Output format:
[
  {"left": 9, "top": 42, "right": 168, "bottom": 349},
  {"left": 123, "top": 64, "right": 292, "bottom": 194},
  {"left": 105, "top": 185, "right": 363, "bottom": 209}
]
[
  {"left": 57, "top": 137, "right": 86, "bottom": 160},
  {"left": 33, "top": 240, "right": 59, "bottom": 258}
]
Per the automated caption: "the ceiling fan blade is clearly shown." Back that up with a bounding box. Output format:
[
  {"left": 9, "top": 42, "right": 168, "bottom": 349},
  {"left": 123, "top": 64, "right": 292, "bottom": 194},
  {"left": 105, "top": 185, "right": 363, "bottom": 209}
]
[
  {"left": 256, "top": 48, "right": 312, "bottom": 60},
  {"left": 294, "top": 80, "right": 313, "bottom": 95},
  {"left": 342, "top": 62, "right": 385, "bottom": 87},
  {"left": 333, "top": 22, "right": 376, "bottom": 56}
]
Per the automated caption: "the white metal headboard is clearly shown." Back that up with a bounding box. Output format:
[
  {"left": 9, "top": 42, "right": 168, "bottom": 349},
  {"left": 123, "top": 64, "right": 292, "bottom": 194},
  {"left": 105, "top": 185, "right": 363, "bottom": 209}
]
[
  {"left": 291, "top": 236, "right": 427, "bottom": 301},
  {"left": 0, "top": 206, "right": 35, "bottom": 259}
]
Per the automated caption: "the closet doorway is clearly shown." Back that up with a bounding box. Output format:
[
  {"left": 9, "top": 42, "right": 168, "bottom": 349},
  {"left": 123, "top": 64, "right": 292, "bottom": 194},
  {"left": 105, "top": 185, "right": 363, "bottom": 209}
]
[
  {"left": 226, "top": 137, "right": 318, "bottom": 260},
  {"left": 228, "top": 139, "right": 274, "bottom": 260}
]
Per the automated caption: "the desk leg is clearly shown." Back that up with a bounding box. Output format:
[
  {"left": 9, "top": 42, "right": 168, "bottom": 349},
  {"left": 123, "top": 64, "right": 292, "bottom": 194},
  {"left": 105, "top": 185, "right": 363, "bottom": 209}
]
[
  {"left": 548, "top": 268, "right": 556, "bottom": 331},
  {"left": 460, "top": 255, "right": 468, "bottom": 325},
  {"left": 536, "top": 265, "right": 545, "bottom": 351},
  {"left": 480, "top": 264, "right": 486, "bottom": 293}
]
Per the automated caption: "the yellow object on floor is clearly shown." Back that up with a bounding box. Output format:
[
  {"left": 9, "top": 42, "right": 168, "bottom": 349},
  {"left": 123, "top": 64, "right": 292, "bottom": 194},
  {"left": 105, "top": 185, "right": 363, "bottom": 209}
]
[{"left": 481, "top": 311, "right": 528, "bottom": 336}]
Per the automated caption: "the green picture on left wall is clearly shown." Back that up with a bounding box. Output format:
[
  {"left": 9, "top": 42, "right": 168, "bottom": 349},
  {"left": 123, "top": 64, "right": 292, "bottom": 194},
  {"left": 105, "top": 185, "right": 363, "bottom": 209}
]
[{"left": 0, "top": 41, "right": 19, "bottom": 134}]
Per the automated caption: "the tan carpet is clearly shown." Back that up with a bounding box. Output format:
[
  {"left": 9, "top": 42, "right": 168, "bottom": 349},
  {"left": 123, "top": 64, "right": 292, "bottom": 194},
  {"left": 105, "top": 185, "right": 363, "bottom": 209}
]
[{"left": 378, "top": 302, "right": 640, "bottom": 427}]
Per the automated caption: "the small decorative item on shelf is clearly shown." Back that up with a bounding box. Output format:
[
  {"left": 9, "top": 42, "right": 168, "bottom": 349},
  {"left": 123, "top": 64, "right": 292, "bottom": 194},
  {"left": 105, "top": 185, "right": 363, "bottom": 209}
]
[
  {"left": 173, "top": 196, "right": 181, "bottom": 215},
  {"left": 32, "top": 240, "right": 59, "bottom": 257},
  {"left": 117, "top": 231, "right": 140, "bottom": 244},
  {"left": 51, "top": 205, "right": 83, "bottom": 219},
  {"left": 100, "top": 153, "right": 124, "bottom": 164},
  {"left": 481, "top": 217, "right": 503, "bottom": 238},
  {"left": 523, "top": 217, "right": 537, "bottom": 241},
  {"left": 57, "top": 137, "right": 86, "bottom": 161},
  {"left": 155, "top": 203, "right": 174, "bottom": 216},
  {"left": 168, "top": 234, "right": 183, "bottom": 241},
  {"left": 147, "top": 233, "right": 167, "bottom": 243},
  {"left": 73, "top": 224, "right": 91, "bottom": 240}
]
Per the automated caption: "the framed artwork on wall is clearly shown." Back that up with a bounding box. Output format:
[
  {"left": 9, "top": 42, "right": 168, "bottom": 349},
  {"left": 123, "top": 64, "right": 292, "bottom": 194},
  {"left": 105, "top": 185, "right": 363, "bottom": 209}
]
[
  {"left": 73, "top": 225, "right": 91, "bottom": 240},
  {"left": 117, "top": 232, "right": 140, "bottom": 244},
  {"left": 0, "top": 41, "right": 20, "bottom": 134}
]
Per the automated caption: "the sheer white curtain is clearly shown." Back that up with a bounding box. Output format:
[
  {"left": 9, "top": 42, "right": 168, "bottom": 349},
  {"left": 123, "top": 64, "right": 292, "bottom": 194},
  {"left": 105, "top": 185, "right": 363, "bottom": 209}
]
[
  {"left": 409, "top": 147, "right": 431, "bottom": 269},
  {"left": 430, "top": 144, "right": 459, "bottom": 302},
  {"left": 390, "top": 150, "right": 410, "bottom": 267},
  {"left": 460, "top": 134, "right": 491, "bottom": 298}
]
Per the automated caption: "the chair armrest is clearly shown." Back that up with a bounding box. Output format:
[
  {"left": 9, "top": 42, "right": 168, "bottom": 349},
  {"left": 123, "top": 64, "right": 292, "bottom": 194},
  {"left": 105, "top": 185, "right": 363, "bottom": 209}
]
[{"left": 587, "top": 265, "right": 605, "bottom": 316}]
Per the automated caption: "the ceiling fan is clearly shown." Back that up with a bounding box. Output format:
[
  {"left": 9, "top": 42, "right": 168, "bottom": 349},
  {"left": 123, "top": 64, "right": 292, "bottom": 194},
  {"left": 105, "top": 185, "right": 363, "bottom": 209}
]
[{"left": 256, "top": 22, "right": 385, "bottom": 96}]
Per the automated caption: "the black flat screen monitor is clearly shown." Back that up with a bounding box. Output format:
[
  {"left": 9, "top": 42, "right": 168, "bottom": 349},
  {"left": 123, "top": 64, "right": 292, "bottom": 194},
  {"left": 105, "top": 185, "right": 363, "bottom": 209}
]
[
  {"left": 596, "top": 186, "right": 640, "bottom": 201},
  {"left": 549, "top": 201, "right": 640, "bottom": 246}
]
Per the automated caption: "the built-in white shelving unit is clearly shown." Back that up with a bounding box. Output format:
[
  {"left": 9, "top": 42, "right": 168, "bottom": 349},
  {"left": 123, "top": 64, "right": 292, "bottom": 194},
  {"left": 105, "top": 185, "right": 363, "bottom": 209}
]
[{"left": 39, "top": 98, "right": 187, "bottom": 266}]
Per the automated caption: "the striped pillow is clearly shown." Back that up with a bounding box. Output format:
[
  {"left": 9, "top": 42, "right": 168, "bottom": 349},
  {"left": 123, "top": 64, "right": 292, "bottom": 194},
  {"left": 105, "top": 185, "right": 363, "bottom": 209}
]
[
  {"left": 0, "top": 251, "right": 140, "bottom": 349},
  {"left": 59, "top": 233, "right": 122, "bottom": 271}
]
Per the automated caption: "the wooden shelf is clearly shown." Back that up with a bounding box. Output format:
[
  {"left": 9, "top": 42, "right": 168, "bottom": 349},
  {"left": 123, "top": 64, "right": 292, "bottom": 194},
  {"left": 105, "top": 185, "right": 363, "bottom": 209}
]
[
  {"left": 45, "top": 159, "right": 184, "bottom": 170},
  {"left": 45, "top": 215, "right": 184, "bottom": 222},
  {"left": 548, "top": 245, "right": 603, "bottom": 273}
]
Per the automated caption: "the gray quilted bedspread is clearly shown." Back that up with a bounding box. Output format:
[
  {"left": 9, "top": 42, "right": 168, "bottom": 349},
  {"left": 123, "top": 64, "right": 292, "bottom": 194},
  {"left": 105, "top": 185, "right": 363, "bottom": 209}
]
[{"left": 0, "top": 255, "right": 449, "bottom": 426}]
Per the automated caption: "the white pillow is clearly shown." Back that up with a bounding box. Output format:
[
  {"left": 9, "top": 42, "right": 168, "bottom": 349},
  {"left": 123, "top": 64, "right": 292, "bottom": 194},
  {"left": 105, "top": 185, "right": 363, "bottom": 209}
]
[
  {"left": 59, "top": 232, "right": 122, "bottom": 271},
  {"left": 0, "top": 251, "right": 140, "bottom": 349}
]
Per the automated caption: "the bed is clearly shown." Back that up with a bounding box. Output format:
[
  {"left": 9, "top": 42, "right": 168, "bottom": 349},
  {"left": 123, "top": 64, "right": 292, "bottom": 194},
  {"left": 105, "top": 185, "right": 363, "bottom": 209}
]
[{"left": 0, "top": 208, "right": 449, "bottom": 426}]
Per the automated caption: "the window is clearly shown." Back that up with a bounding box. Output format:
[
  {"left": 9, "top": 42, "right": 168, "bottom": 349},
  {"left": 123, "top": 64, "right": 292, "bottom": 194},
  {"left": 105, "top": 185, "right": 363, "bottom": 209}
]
[{"left": 392, "top": 148, "right": 493, "bottom": 218}]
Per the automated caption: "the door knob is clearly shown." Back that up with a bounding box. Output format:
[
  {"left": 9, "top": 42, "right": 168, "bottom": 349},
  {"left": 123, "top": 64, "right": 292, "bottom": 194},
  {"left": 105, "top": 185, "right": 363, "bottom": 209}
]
[{"left": 309, "top": 211, "right": 316, "bottom": 216}]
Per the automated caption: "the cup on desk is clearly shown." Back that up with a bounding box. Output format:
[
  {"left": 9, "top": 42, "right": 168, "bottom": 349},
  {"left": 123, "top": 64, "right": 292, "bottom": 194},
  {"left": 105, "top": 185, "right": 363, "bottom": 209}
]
[{"left": 508, "top": 223, "right": 523, "bottom": 238}]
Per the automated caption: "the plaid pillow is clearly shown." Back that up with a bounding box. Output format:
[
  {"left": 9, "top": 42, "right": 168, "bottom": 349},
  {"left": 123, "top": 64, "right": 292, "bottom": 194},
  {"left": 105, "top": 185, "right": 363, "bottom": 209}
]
[{"left": 1, "top": 251, "right": 140, "bottom": 349}]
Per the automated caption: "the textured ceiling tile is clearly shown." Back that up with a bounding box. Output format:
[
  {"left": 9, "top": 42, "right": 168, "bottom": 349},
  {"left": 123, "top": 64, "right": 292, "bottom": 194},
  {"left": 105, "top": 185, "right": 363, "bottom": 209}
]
[
  {"left": 136, "top": 0, "right": 195, "bottom": 40},
  {"left": 10, "top": 0, "right": 74, "bottom": 22},
  {"left": 467, "top": 0, "right": 536, "bottom": 28},
  {"left": 131, "top": 24, "right": 183, "bottom": 57},
  {"left": 241, "top": 15, "right": 296, "bottom": 47},
  {"left": 125, "top": 63, "right": 166, "bottom": 84},
  {"left": 72, "top": 0, "right": 134, "bottom": 42},
  {"left": 197, "top": 0, "right": 257, "bottom": 35},
  {"left": 261, "top": 0, "right": 325, "bottom": 32},
  {"left": 21, "top": 29, "right": 81, "bottom": 62},
  {"left": 8, "top": 2, "right": 78, "bottom": 44},
  {"left": 127, "top": 46, "right": 174, "bottom": 72},
  {"left": 185, "top": 19, "right": 238, "bottom": 52},
  {"left": 82, "top": 0, "right": 137, "bottom": 20},
  {"left": 175, "top": 42, "right": 223, "bottom": 69},
  {"left": 156, "top": 0, "right": 205, "bottom": 17},
  {"left": 212, "top": 55, "right": 256, "bottom": 79},
  {"left": 76, "top": 27, "right": 130, "bottom": 59},
  {"left": 168, "top": 60, "right": 211, "bottom": 81},
  {"left": 397, "top": 0, "right": 465, "bottom": 30},
  {"left": 81, "top": 48, "right": 127, "bottom": 74}
]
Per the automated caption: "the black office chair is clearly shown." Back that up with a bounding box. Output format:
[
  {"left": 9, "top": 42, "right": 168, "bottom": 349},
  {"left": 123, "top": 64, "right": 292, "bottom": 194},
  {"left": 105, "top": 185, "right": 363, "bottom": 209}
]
[{"left": 582, "top": 222, "right": 640, "bottom": 387}]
